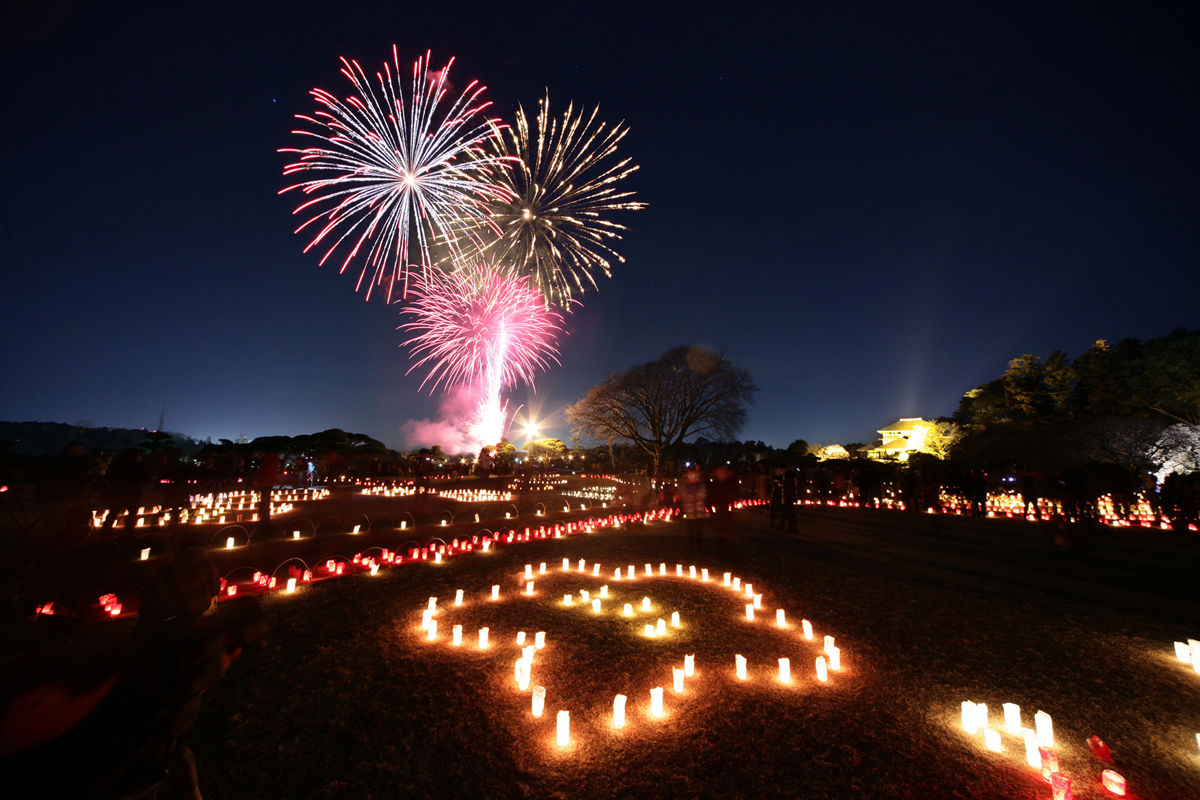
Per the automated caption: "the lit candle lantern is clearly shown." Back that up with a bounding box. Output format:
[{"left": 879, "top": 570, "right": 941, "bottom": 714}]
[
  {"left": 1023, "top": 730, "right": 1041, "bottom": 767},
  {"left": 656, "top": 618, "right": 666, "bottom": 636},
  {"left": 676, "top": 564, "right": 683, "bottom": 576},
  {"left": 523, "top": 645, "right": 535, "bottom": 662},
  {"left": 427, "top": 620, "right": 437, "bottom": 641},
  {"left": 672, "top": 667, "right": 685, "bottom": 693},
  {"left": 226, "top": 537, "right": 235, "bottom": 549},
  {"left": 455, "top": 589, "right": 464, "bottom": 606},
  {"left": 775, "top": 609, "right": 786, "bottom": 627},
  {"left": 578, "top": 559, "right": 585, "bottom": 571},
  {"left": 644, "top": 564, "right": 652, "bottom": 576},
  {"left": 753, "top": 594, "right": 762, "bottom": 610},
  {"left": 816, "top": 656, "right": 827, "bottom": 682},
  {"left": 564, "top": 594, "right": 573, "bottom": 606},
  {"left": 629, "top": 565, "right": 636, "bottom": 578},
  {"left": 581, "top": 590, "right": 590, "bottom": 602},
  {"left": 539, "top": 563, "right": 546, "bottom": 574},
  {"left": 642, "top": 597, "right": 651, "bottom": 611},
  {"left": 525, "top": 565, "right": 533, "bottom": 579},
  {"left": 1003, "top": 703, "right": 1022, "bottom": 735},
  {"left": 452, "top": 625, "right": 463, "bottom": 646},
  {"left": 684, "top": 654, "right": 695, "bottom": 677},
  {"left": 526, "top": 581, "right": 534, "bottom": 595},
  {"left": 370, "top": 563, "right": 379, "bottom": 575},
  {"left": 1040, "top": 747, "right": 1059, "bottom": 781},
  {"left": 286, "top": 578, "right": 296, "bottom": 594},
  {"left": 592, "top": 598, "right": 601, "bottom": 613},
  {"left": 802, "top": 619, "right": 813, "bottom": 640},
  {"left": 624, "top": 603, "right": 633, "bottom": 616},
  {"left": 479, "top": 627, "right": 489, "bottom": 648},
  {"left": 746, "top": 604, "right": 755, "bottom": 621},
  {"left": 140, "top": 548, "right": 150, "bottom": 561},
  {"left": 828, "top": 647, "right": 841, "bottom": 670},
  {"left": 517, "top": 631, "right": 526, "bottom": 645},
  {"left": 563, "top": 558, "right": 569, "bottom": 571},
  {"left": 1101, "top": 770, "right": 1125, "bottom": 796},
  {"left": 1174, "top": 641, "right": 1191, "bottom": 661},
  {"left": 422, "top": 609, "right": 433, "bottom": 629},
  {"left": 824, "top": 635, "right": 835, "bottom": 653},
  {"left": 701, "top": 568, "right": 709, "bottom": 582},
  {"left": 593, "top": 564, "right": 601, "bottom": 576},
  {"left": 615, "top": 568, "right": 622, "bottom": 580},
  {"left": 736, "top": 654, "right": 747, "bottom": 680},
  {"left": 532, "top": 685, "right": 546, "bottom": 717},
  {"left": 492, "top": 585, "right": 500, "bottom": 600},
  {"left": 645, "top": 624, "right": 655, "bottom": 637},
  {"left": 515, "top": 658, "right": 531, "bottom": 690},
  {"left": 650, "top": 686, "right": 664, "bottom": 717},
  {"left": 975, "top": 703, "right": 989, "bottom": 730},
  {"left": 1035, "top": 710, "right": 1054, "bottom": 746},
  {"left": 690, "top": 566, "right": 697, "bottom": 578},
  {"left": 535, "top": 631, "right": 546, "bottom": 649},
  {"left": 293, "top": 531, "right": 300, "bottom": 540},
  {"left": 745, "top": 583, "right": 754, "bottom": 598},
  {"left": 1050, "top": 772, "right": 1072, "bottom": 800},
  {"left": 600, "top": 585, "right": 608, "bottom": 598},
  {"left": 659, "top": 563, "right": 666, "bottom": 575},
  {"left": 779, "top": 657, "right": 791, "bottom": 683},
  {"left": 724, "top": 572, "right": 731, "bottom": 586},
  {"left": 613, "top": 694, "right": 627, "bottom": 728},
  {"left": 429, "top": 597, "right": 438, "bottom": 612},
  {"left": 732, "top": 577, "right": 741, "bottom": 591},
  {"left": 671, "top": 611, "right": 680, "bottom": 627}
]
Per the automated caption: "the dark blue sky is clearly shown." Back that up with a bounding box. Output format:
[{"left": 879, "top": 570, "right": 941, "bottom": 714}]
[{"left": 2, "top": 1, "right": 1197, "bottom": 452}]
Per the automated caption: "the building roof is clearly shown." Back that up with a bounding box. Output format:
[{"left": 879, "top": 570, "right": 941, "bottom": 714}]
[
  {"left": 877, "top": 418, "right": 926, "bottom": 434},
  {"left": 879, "top": 437, "right": 911, "bottom": 450}
]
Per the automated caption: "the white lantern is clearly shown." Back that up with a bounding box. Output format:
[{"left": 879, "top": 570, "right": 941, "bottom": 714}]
[
  {"left": 517, "top": 631, "right": 526, "bottom": 645},
  {"left": 732, "top": 577, "right": 741, "bottom": 591},
  {"left": 293, "top": 531, "right": 300, "bottom": 540},
  {"left": 659, "top": 563, "right": 666, "bottom": 575},
  {"left": 984, "top": 729, "right": 1002, "bottom": 752},
  {"left": 656, "top": 618, "right": 666, "bottom": 636},
  {"left": 779, "top": 657, "right": 791, "bottom": 684},
  {"left": 828, "top": 647, "right": 841, "bottom": 670},
  {"left": 539, "top": 563, "right": 546, "bottom": 574},
  {"left": 581, "top": 590, "right": 590, "bottom": 602},
  {"left": 676, "top": 564, "right": 683, "bottom": 576},
  {"left": 802, "top": 619, "right": 813, "bottom": 640},
  {"left": 428, "top": 597, "right": 438, "bottom": 612},
  {"left": 701, "top": 568, "right": 709, "bottom": 582},
  {"left": 556, "top": 710, "right": 570, "bottom": 746},
  {"left": 535, "top": 631, "right": 546, "bottom": 649},
  {"left": 532, "top": 685, "right": 546, "bottom": 717},
  {"left": 684, "top": 654, "right": 694, "bottom": 677},
  {"left": 421, "top": 609, "right": 433, "bottom": 629},
  {"left": 593, "top": 564, "right": 601, "bottom": 576},
  {"left": 427, "top": 620, "right": 438, "bottom": 641},
  {"left": 492, "top": 585, "right": 500, "bottom": 600},
  {"left": 1003, "top": 703, "right": 1022, "bottom": 735},
  {"left": 753, "top": 594, "right": 762, "bottom": 610},
  {"left": 624, "top": 603, "right": 633, "bottom": 617},
  {"left": 816, "top": 656, "right": 827, "bottom": 682},
  {"left": 592, "top": 598, "right": 601, "bottom": 613},
  {"left": 975, "top": 703, "right": 989, "bottom": 730},
  {"left": 690, "top": 566, "right": 697, "bottom": 578},
  {"left": 525, "top": 564, "right": 533, "bottom": 579},
  {"left": 735, "top": 654, "right": 747, "bottom": 680},
  {"left": 776, "top": 609, "right": 786, "bottom": 627},
  {"left": 226, "top": 537, "right": 235, "bottom": 549},
  {"left": 455, "top": 589, "right": 464, "bottom": 606},
  {"left": 961, "top": 701, "right": 977, "bottom": 734},
  {"left": 628, "top": 564, "right": 636, "bottom": 578},
  {"left": 564, "top": 594, "right": 573, "bottom": 606},
  {"left": 745, "top": 604, "right": 754, "bottom": 621},
  {"left": 515, "top": 658, "right": 531, "bottom": 690},
  {"left": 526, "top": 581, "right": 535, "bottom": 595},
  {"left": 479, "top": 627, "right": 489, "bottom": 648},
  {"left": 650, "top": 687, "right": 664, "bottom": 717},
  {"left": 1173, "top": 641, "right": 1191, "bottom": 662},
  {"left": 613, "top": 694, "right": 627, "bottom": 728},
  {"left": 140, "top": 548, "right": 150, "bottom": 561},
  {"left": 578, "top": 559, "right": 585, "bottom": 572},
  {"left": 1023, "top": 730, "right": 1041, "bottom": 767},
  {"left": 523, "top": 645, "right": 535, "bottom": 662},
  {"left": 671, "top": 611, "right": 680, "bottom": 627},
  {"left": 615, "top": 567, "right": 622, "bottom": 580},
  {"left": 434, "top": 552, "right": 442, "bottom": 563},
  {"left": 644, "top": 624, "right": 655, "bottom": 637},
  {"left": 673, "top": 667, "right": 684, "bottom": 693},
  {"left": 286, "top": 578, "right": 296, "bottom": 594},
  {"left": 824, "top": 635, "right": 835, "bottom": 653},
  {"left": 562, "top": 558, "right": 569, "bottom": 571},
  {"left": 745, "top": 583, "right": 754, "bottom": 598},
  {"left": 600, "top": 585, "right": 608, "bottom": 598},
  {"left": 642, "top": 597, "right": 651, "bottom": 611},
  {"left": 452, "top": 625, "right": 463, "bottom": 646},
  {"left": 1035, "top": 710, "right": 1053, "bottom": 746},
  {"left": 645, "top": 563, "right": 652, "bottom": 576},
  {"left": 724, "top": 572, "right": 731, "bottom": 586}
]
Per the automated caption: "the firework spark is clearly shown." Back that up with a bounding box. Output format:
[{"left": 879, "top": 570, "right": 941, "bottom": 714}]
[
  {"left": 450, "top": 93, "right": 645, "bottom": 308},
  {"left": 399, "top": 261, "right": 565, "bottom": 445},
  {"left": 280, "top": 47, "right": 511, "bottom": 302}
]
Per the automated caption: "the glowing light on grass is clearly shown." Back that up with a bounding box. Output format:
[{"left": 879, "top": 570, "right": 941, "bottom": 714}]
[
  {"left": 453, "top": 624, "right": 463, "bottom": 645},
  {"left": 628, "top": 564, "right": 636, "bottom": 578},
  {"left": 676, "top": 564, "right": 683, "bottom": 576},
  {"left": 492, "top": 585, "right": 500, "bottom": 600},
  {"left": 659, "top": 563, "right": 666, "bottom": 575},
  {"left": 644, "top": 563, "right": 652, "bottom": 576},
  {"left": 581, "top": 590, "right": 590, "bottom": 602},
  {"left": 641, "top": 597, "right": 651, "bottom": 612},
  {"left": 578, "top": 559, "right": 585, "bottom": 571},
  {"left": 613, "top": 694, "right": 627, "bottom": 728},
  {"left": 1035, "top": 710, "right": 1054, "bottom": 746},
  {"left": 779, "top": 657, "right": 791, "bottom": 684},
  {"left": 735, "top": 654, "right": 747, "bottom": 680},
  {"left": 984, "top": 729, "right": 1002, "bottom": 752},
  {"left": 615, "top": 567, "right": 622, "bottom": 580},
  {"left": 434, "top": 552, "right": 442, "bottom": 563},
  {"left": 816, "top": 656, "right": 827, "bottom": 682},
  {"left": 540, "top": 563, "right": 547, "bottom": 574},
  {"left": 802, "top": 619, "right": 813, "bottom": 640},
  {"left": 535, "top": 631, "right": 546, "bottom": 649},
  {"left": 685, "top": 654, "right": 694, "bottom": 677},
  {"left": 532, "top": 685, "right": 545, "bottom": 717},
  {"left": 1174, "top": 641, "right": 1191, "bottom": 661},
  {"left": 226, "top": 537, "right": 235, "bottom": 549},
  {"left": 140, "top": 548, "right": 150, "bottom": 560},
  {"left": 563, "top": 558, "right": 569, "bottom": 570},
  {"left": 1003, "top": 703, "right": 1022, "bottom": 734},
  {"left": 428, "top": 597, "right": 438, "bottom": 612},
  {"left": 650, "top": 687, "right": 664, "bottom": 717},
  {"left": 479, "top": 627, "right": 489, "bottom": 648},
  {"left": 753, "top": 594, "right": 762, "bottom": 610},
  {"left": 557, "top": 710, "right": 570, "bottom": 746},
  {"left": 732, "top": 577, "right": 741, "bottom": 591},
  {"left": 671, "top": 611, "right": 680, "bottom": 627},
  {"left": 523, "top": 645, "right": 535, "bottom": 662},
  {"left": 1101, "top": 770, "right": 1126, "bottom": 796}
]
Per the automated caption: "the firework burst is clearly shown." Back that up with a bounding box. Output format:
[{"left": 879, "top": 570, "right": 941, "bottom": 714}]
[
  {"left": 280, "top": 47, "right": 511, "bottom": 302},
  {"left": 451, "top": 93, "right": 645, "bottom": 308}
]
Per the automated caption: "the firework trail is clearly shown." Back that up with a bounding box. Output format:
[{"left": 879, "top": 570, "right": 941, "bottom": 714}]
[
  {"left": 280, "top": 47, "right": 512, "bottom": 302},
  {"left": 399, "top": 261, "right": 565, "bottom": 446},
  {"left": 449, "top": 92, "right": 645, "bottom": 308}
]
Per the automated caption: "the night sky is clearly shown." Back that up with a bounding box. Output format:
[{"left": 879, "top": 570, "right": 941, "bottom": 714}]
[{"left": 3, "top": 1, "right": 1197, "bottom": 452}]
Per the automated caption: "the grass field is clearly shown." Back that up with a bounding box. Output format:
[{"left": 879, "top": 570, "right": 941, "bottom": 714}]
[{"left": 187, "top": 507, "right": 1200, "bottom": 799}]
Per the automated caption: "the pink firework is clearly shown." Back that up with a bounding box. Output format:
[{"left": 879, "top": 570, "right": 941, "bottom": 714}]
[{"left": 399, "top": 262, "right": 565, "bottom": 445}]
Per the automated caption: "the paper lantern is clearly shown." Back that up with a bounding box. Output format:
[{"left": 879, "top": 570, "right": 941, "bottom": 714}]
[
  {"left": 975, "top": 703, "right": 989, "bottom": 730},
  {"left": 600, "top": 585, "right": 608, "bottom": 598},
  {"left": 984, "top": 729, "right": 1002, "bottom": 752},
  {"left": 593, "top": 564, "right": 601, "bottom": 577},
  {"left": 226, "top": 537, "right": 235, "bottom": 549},
  {"left": 523, "top": 645, "right": 535, "bottom": 662},
  {"left": 779, "top": 657, "right": 791, "bottom": 684},
  {"left": 581, "top": 590, "right": 590, "bottom": 602},
  {"left": 685, "top": 654, "right": 695, "bottom": 677},
  {"left": 526, "top": 581, "right": 535, "bottom": 595},
  {"left": 421, "top": 609, "right": 433, "bottom": 629},
  {"left": 724, "top": 572, "right": 732, "bottom": 586},
  {"left": 629, "top": 564, "right": 636, "bottom": 578},
  {"left": 735, "top": 654, "right": 747, "bottom": 680},
  {"left": 615, "top": 568, "right": 622, "bottom": 580},
  {"left": 650, "top": 687, "right": 664, "bottom": 717},
  {"left": 671, "top": 611, "right": 680, "bottom": 627},
  {"left": 1101, "top": 770, "right": 1125, "bottom": 796},
  {"left": 642, "top": 597, "right": 651, "bottom": 611},
  {"left": 286, "top": 578, "right": 297, "bottom": 594},
  {"left": 824, "top": 635, "right": 835, "bottom": 653},
  {"left": 645, "top": 624, "right": 655, "bottom": 637},
  {"left": 676, "top": 564, "right": 683, "bottom": 576},
  {"left": 515, "top": 658, "right": 531, "bottom": 690},
  {"left": 428, "top": 597, "right": 438, "bottom": 612},
  {"left": 1174, "top": 641, "right": 1191, "bottom": 661},
  {"left": 690, "top": 566, "right": 697, "bottom": 578},
  {"left": 479, "top": 627, "right": 489, "bottom": 648},
  {"left": 802, "top": 619, "right": 813, "bottom": 640},
  {"left": 1050, "top": 772, "right": 1072, "bottom": 800},
  {"left": 745, "top": 583, "right": 754, "bottom": 598},
  {"left": 673, "top": 667, "right": 685, "bottom": 693},
  {"left": 427, "top": 620, "right": 438, "bottom": 641},
  {"left": 828, "top": 647, "right": 841, "bottom": 670},
  {"left": 535, "top": 631, "right": 546, "bottom": 649},
  {"left": 578, "top": 559, "right": 586, "bottom": 572},
  {"left": 1003, "top": 703, "right": 1022, "bottom": 735},
  {"left": 452, "top": 625, "right": 463, "bottom": 646},
  {"left": 592, "top": 599, "right": 601, "bottom": 613},
  {"left": 732, "top": 577, "right": 741, "bottom": 591},
  {"left": 1023, "top": 730, "right": 1041, "bottom": 767},
  {"left": 753, "top": 594, "right": 762, "bottom": 610},
  {"left": 525, "top": 564, "right": 533, "bottom": 579},
  {"left": 532, "top": 686, "right": 546, "bottom": 717},
  {"left": 293, "top": 531, "right": 300, "bottom": 540},
  {"left": 140, "top": 548, "right": 150, "bottom": 561},
  {"left": 564, "top": 594, "right": 573, "bottom": 606},
  {"left": 492, "top": 585, "right": 500, "bottom": 600},
  {"left": 1040, "top": 747, "right": 1059, "bottom": 781},
  {"left": 455, "top": 589, "right": 464, "bottom": 606},
  {"left": 517, "top": 631, "right": 526, "bottom": 645},
  {"left": 656, "top": 618, "right": 666, "bottom": 636},
  {"left": 434, "top": 552, "right": 442, "bottom": 563},
  {"left": 1035, "top": 710, "right": 1054, "bottom": 746},
  {"left": 745, "top": 604, "right": 754, "bottom": 621},
  {"left": 776, "top": 609, "right": 786, "bottom": 627},
  {"left": 961, "top": 701, "right": 977, "bottom": 733},
  {"left": 644, "top": 563, "right": 652, "bottom": 576},
  {"left": 226, "top": 585, "right": 237, "bottom": 597},
  {"left": 540, "top": 563, "right": 547, "bottom": 574},
  {"left": 624, "top": 603, "right": 634, "bottom": 616},
  {"left": 816, "top": 656, "right": 827, "bottom": 682},
  {"left": 613, "top": 694, "right": 627, "bottom": 728}
]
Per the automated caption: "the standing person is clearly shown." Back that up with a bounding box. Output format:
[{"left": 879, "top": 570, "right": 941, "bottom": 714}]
[
  {"left": 253, "top": 451, "right": 279, "bottom": 523},
  {"left": 678, "top": 465, "right": 707, "bottom": 553},
  {"left": 768, "top": 468, "right": 784, "bottom": 529},
  {"left": 708, "top": 465, "right": 739, "bottom": 561}
]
